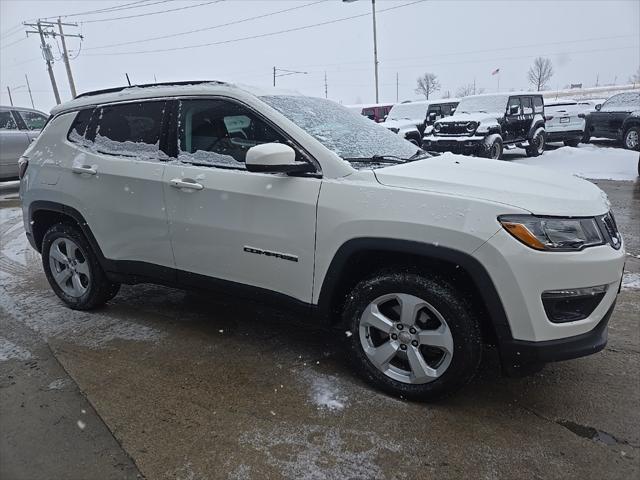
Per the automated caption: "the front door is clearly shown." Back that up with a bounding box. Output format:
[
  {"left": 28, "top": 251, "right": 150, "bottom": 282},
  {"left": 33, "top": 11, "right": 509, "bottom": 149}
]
[
  {"left": 162, "top": 98, "right": 321, "bottom": 303},
  {"left": 0, "top": 110, "right": 29, "bottom": 179},
  {"left": 503, "top": 97, "right": 522, "bottom": 142}
]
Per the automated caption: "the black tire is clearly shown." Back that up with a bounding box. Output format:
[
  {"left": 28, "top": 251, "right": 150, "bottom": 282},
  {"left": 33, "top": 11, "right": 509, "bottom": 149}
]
[
  {"left": 343, "top": 272, "right": 482, "bottom": 402},
  {"left": 563, "top": 139, "right": 580, "bottom": 148},
  {"left": 623, "top": 126, "right": 640, "bottom": 151},
  {"left": 106, "top": 282, "right": 121, "bottom": 301},
  {"left": 525, "top": 128, "right": 545, "bottom": 157},
  {"left": 581, "top": 132, "right": 591, "bottom": 144},
  {"left": 42, "top": 223, "right": 114, "bottom": 310},
  {"left": 482, "top": 136, "right": 503, "bottom": 160}
]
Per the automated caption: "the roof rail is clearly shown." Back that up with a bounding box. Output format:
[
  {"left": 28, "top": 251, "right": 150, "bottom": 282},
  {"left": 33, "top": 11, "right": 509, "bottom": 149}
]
[{"left": 75, "top": 80, "right": 225, "bottom": 99}]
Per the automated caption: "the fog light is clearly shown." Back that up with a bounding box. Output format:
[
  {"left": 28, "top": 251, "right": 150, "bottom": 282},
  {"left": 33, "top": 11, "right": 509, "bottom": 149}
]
[{"left": 541, "top": 285, "right": 608, "bottom": 323}]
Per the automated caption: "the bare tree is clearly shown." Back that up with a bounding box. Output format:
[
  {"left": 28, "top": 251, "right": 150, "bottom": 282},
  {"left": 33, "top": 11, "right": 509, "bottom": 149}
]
[
  {"left": 415, "top": 73, "right": 440, "bottom": 99},
  {"left": 528, "top": 57, "right": 554, "bottom": 91},
  {"left": 630, "top": 67, "right": 640, "bottom": 86},
  {"left": 456, "top": 84, "right": 485, "bottom": 97}
]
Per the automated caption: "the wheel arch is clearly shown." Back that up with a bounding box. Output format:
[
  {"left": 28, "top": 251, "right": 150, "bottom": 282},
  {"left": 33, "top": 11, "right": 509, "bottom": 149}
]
[
  {"left": 315, "top": 238, "right": 512, "bottom": 346},
  {"left": 527, "top": 116, "right": 545, "bottom": 139}
]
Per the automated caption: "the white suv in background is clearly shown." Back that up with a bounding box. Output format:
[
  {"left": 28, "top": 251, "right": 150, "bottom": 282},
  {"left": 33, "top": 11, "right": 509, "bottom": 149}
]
[{"left": 19, "top": 81, "right": 625, "bottom": 401}]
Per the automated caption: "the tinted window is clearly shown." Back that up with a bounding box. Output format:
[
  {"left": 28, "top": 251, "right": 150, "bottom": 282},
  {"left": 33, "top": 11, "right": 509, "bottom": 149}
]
[
  {"left": 18, "top": 111, "right": 47, "bottom": 130},
  {"left": 93, "top": 101, "right": 165, "bottom": 159},
  {"left": 177, "top": 99, "right": 293, "bottom": 169},
  {"left": 507, "top": 97, "right": 521, "bottom": 115},
  {"left": 601, "top": 92, "right": 640, "bottom": 111},
  {"left": 533, "top": 96, "right": 544, "bottom": 113},
  {"left": 0, "top": 111, "right": 17, "bottom": 130},
  {"left": 68, "top": 109, "right": 94, "bottom": 143},
  {"left": 522, "top": 97, "right": 533, "bottom": 115}
]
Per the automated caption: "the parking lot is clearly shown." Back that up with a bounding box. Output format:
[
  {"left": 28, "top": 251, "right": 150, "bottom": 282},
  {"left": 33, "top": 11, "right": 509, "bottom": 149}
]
[{"left": 1, "top": 155, "right": 638, "bottom": 480}]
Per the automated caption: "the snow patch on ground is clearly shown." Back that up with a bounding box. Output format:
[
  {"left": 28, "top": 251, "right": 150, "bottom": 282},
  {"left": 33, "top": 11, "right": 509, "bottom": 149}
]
[
  {"left": 514, "top": 144, "right": 638, "bottom": 181},
  {"left": 240, "top": 424, "right": 413, "bottom": 480},
  {"left": 307, "top": 372, "right": 348, "bottom": 412},
  {"left": 0, "top": 337, "right": 32, "bottom": 361},
  {"left": 47, "top": 378, "right": 71, "bottom": 390},
  {"left": 621, "top": 272, "right": 640, "bottom": 290}
]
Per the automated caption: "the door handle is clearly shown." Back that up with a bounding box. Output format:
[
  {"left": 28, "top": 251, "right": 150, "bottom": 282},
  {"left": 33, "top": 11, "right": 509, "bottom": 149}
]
[
  {"left": 72, "top": 165, "right": 97, "bottom": 175},
  {"left": 170, "top": 178, "right": 204, "bottom": 190}
]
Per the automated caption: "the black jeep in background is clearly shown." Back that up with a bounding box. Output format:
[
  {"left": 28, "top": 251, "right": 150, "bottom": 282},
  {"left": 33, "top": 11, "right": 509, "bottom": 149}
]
[
  {"left": 584, "top": 91, "right": 640, "bottom": 150},
  {"left": 422, "top": 93, "right": 545, "bottom": 160}
]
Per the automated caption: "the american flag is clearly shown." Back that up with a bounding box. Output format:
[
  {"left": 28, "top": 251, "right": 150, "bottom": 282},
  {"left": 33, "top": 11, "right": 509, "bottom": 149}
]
[{"left": 491, "top": 68, "right": 500, "bottom": 75}]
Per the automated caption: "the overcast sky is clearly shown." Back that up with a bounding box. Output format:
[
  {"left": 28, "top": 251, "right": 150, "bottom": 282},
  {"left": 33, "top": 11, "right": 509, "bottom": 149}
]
[{"left": 1, "top": 0, "right": 638, "bottom": 112}]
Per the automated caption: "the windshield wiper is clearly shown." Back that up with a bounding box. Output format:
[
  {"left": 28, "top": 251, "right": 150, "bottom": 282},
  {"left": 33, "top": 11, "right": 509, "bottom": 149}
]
[{"left": 343, "top": 155, "right": 408, "bottom": 164}]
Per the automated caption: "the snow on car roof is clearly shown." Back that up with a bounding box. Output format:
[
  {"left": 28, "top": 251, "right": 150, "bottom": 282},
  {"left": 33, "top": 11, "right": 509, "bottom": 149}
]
[
  {"left": 427, "top": 98, "right": 460, "bottom": 105},
  {"left": 49, "top": 81, "right": 302, "bottom": 116}
]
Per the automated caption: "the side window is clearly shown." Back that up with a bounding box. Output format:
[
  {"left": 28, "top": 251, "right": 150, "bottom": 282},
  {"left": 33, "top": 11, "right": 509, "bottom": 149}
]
[
  {"left": 507, "top": 97, "right": 521, "bottom": 116},
  {"left": 177, "top": 99, "right": 295, "bottom": 169},
  {"left": 0, "top": 111, "right": 17, "bottom": 130},
  {"left": 533, "top": 96, "right": 544, "bottom": 113},
  {"left": 363, "top": 108, "right": 375, "bottom": 120},
  {"left": 18, "top": 111, "right": 48, "bottom": 130},
  {"left": 92, "top": 101, "right": 165, "bottom": 159},
  {"left": 68, "top": 109, "right": 94, "bottom": 144},
  {"left": 521, "top": 97, "right": 533, "bottom": 115}
]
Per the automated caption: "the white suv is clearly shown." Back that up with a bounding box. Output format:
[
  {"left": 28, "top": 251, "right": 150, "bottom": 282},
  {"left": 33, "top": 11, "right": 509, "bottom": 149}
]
[{"left": 19, "top": 81, "right": 625, "bottom": 401}]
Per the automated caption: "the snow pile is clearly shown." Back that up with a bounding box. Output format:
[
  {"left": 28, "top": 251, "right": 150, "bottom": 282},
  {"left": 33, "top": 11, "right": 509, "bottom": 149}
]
[
  {"left": 515, "top": 144, "right": 639, "bottom": 181},
  {"left": 303, "top": 370, "right": 349, "bottom": 412},
  {"left": 622, "top": 272, "right": 640, "bottom": 290}
]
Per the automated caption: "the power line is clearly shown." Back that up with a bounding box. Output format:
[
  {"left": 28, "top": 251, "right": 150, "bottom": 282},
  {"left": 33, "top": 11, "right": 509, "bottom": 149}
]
[
  {"left": 85, "top": 0, "right": 327, "bottom": 50},
  {"left": 0, "top": 36, "right": 27, "bottom": 50},
  {"left": 81, "top": 0, "right": 223, "bottom": 24},
  {"left": 38, "top": 0, "right": 166, "bottom": 20},
  {"left": 85, "top": 0, "right": 428, "bottom": 56},
  {"left": 0, "top": 24, "right": 24, "bottom": 40}
]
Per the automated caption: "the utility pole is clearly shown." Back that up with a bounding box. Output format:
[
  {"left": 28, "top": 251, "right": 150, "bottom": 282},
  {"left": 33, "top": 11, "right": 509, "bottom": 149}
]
[
  {"left": 272, "top": 67, "right": 307, "bottom": 87},
  {"left": 396, "top": 72, "right": 399, "bottom": 102},
  {"left": 273, "top": 66, "right": 276, "bottom": 87},
  {"left": 371, "top": 0, "right": 379, "bottom": 103},
  {"left": 25, "top": 74, "right": 34, "bottom": 109},
  {"left": 324, "top": 71, "right": 328, "bottom": 99},
  {"left": 57, "top": 18, "right": 77, "bottom": 98},
  {"left": 473, "top": 77, "right": 476, "bottom": 95},
  {"left": 25, "top": 19, "right": 82, "bottom": 104},
  {"left": 6, "top": 87, "right": 13, "bottom": 106}
]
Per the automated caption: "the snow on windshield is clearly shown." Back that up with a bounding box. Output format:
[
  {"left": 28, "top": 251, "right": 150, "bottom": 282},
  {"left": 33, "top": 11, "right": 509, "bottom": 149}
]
[
  {"left": 601, "top": 92, "right": 640, "bottom": 112},
  {"left": 456, "top": 95, "right": 508, "bottom": 114},
  {"left": 387, "top": 102, "right": 428, "bottom": 121},
  {"left": 261, "top": 95, "right": 418, "bottom": 160}
]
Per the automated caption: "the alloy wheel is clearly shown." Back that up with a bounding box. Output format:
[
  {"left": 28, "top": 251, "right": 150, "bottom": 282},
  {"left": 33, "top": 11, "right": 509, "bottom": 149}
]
[
  {"left": 358, "top": 293, "right": 454, "bottom": 384},
  {"left": 625, "top": 130, "right": 638, "bottom": 150},
  {"left": 49, "top": 237, "right": 91, "bottom": 297}
]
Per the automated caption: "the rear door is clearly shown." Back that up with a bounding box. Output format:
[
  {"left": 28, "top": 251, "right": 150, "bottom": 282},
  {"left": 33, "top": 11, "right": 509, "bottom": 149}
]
[
  {"left": 503, "top": 96, "right": 522, "bottom": 142},
  {"left": 520, "top": 97, "right": 535, "bottom": 139},
  {"left": 0, "top": 110, "right": 29, "bottom": 179},
  {"left": 63, "top": 101, "right": 174, "bottom": 273},
  {"left": 162, "top": 98, "right": 321, "bottom": 303}
]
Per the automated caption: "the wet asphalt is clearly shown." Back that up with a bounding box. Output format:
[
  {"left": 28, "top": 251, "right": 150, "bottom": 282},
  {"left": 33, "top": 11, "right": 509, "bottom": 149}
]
[{"left": 0, "top": 171, "right": 639, "bottom": 480}]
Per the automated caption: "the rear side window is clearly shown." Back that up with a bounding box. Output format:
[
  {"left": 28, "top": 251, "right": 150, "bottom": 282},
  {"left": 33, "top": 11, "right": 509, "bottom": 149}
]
[
  {"left": 0, "top": 111, "right": 17, "bottom": 130},
  {"left": 18, "top": 111, "right": 48, "bottom": 130},
  {"left": 68, "top": 109, "right": 94, "bottom": 143},
  {"left": 533, "top": 96, "right": 544, "bottom": 113},
  {"left": 91, "top": 101, "right": 166, "bottom": 159},
  {"left": 522, "top": 97, "right": 533, "bottom": 115}
]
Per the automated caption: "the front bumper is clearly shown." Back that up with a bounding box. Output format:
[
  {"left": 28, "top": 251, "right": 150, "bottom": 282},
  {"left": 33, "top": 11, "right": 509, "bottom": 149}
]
[{"left": 422, "top": 135, "right": 485, "bottom": 155}]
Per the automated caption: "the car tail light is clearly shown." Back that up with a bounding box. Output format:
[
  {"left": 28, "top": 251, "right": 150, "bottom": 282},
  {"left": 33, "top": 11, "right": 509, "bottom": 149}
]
[
  {"left": 545, "top": 115, "right": 554, "bottom": 121},
  {"left": 18, "top": 156, "right": 29, "bottom": 179}
]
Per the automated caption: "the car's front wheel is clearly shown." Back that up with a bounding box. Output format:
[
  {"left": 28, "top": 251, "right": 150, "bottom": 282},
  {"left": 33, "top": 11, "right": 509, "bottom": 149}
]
[
  {"left": 343, "top": 272, "right": 482, "bottom": 401},
  {"left": 564, "top": 139, "right": 580, "bottom": 148},
  {"left": 526, "top": 128, "right": 545, "bottom": 157},
  {"left": 623, "top": 126, "right": 639, "bottom": 151},
  {"left": 42, "top": 223, "right": 117, "bottom": 310},
  {"left": 483, "top": 135, "right": 503, "bottom": 160}
]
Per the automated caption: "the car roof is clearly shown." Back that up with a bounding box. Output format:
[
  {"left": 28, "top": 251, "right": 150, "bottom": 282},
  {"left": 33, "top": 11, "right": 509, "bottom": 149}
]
[
  {"left": 427, "top": 98, "right": 460, "bottom": 105},
  {"left": 49, "top": 80, "right": 303, "bottom": 116},
  {"left": 0, "top": 105, "right": 47, "bottom": 115},
  {"left": 459, "top": 92, "right": 543, "bottom": 100}
]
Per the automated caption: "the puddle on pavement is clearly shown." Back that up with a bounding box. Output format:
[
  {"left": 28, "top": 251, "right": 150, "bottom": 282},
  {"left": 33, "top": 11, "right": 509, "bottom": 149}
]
[{"left": 557, "top": 420, "right": 621, "bottom": 446}]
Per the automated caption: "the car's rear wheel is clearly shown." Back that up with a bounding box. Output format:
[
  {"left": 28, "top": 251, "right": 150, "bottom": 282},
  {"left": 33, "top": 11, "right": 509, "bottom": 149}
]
[
  {"left": 623, "top": 126, "right": 639, "bottom": 151},
  {"left": 526, "top": 128, "right": 545, "bottom": 157},
  {"left": 42, "top": 223, "right": 117, "bottom": 310},
  {"left": 343, "top": 272, "right": 482, "bottom": 401},
  {"left": 563, "top": 139, "right": 580, "bottom": 147}
]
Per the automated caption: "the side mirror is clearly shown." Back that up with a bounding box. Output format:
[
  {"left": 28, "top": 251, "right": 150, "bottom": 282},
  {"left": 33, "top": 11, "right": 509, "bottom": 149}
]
[
  {"left": 595, "top": 104, "right": 601, "bottom": 111},
  {"left": 509, "top": 105, "right": 520, "bottom": 115},
  {"left": 428, "top": 112, "right": 437, "bottom": 120},
  {"left": 245, "top": 143, "right": 314, "bottom": 174}
]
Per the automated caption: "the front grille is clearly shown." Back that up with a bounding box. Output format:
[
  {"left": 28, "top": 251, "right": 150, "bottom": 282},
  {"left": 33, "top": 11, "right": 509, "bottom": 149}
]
[
  {"left": 600, "top": 212, "right": 622, "bottom": 249},
  {"left": 436, "top": 122, "right": 470, "bottom": 136}
]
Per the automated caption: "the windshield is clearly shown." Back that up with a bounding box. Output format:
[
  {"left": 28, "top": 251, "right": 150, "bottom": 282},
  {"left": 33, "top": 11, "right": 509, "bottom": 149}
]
[
  {"left": 386, "top": 102, "right": 428, "bottom": 121},
  {"left": 601, "top": 92, "right": 640, "bottom": 112},
  {"left": 261, "top": 95, "right": 419, "bottom": 161},
  {"left": 456, "top": 95, "right": 508, "bottom": 114}
]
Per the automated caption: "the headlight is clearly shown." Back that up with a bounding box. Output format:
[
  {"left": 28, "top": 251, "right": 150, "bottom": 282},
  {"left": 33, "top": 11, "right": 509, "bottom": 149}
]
[
  {"left": 498, "top": 215, "right": 604, "bottom": 251},
  {"left": 466, "top": 121, "right": 477, "bottom": 132},
  {"left": 434, "top": 123, "right": 441, "bottom": 132}
]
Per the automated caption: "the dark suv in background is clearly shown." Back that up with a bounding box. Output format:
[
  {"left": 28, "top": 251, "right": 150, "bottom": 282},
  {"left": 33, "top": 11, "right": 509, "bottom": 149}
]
[{"left": 584, "top": 91, "right": 640, "bottom": 150}]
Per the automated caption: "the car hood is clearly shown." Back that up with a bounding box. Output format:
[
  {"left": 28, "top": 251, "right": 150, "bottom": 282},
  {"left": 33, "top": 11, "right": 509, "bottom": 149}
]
[
  {"left": 437, "top": 112, "right": 501, "bottom": 124},
  {"left": 374, "top": 153, "right": 610, "bottom": 216}
]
